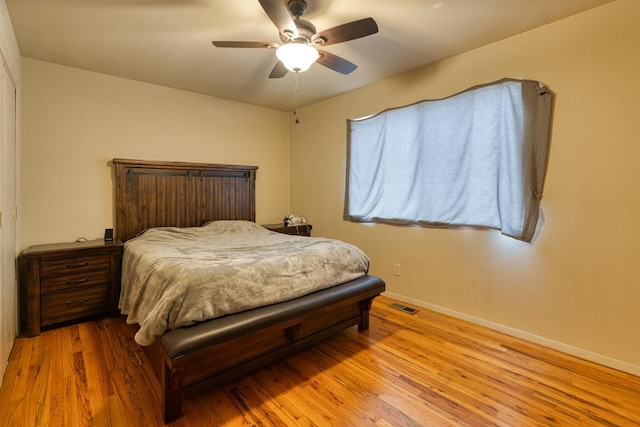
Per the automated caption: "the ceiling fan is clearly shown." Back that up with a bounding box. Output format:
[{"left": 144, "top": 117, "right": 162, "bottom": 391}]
[{"left": 212, "top": 0, "right": 378, "bottom": 78}]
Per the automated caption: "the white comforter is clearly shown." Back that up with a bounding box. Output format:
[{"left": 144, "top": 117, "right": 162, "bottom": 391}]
[{"left": 119, "top": 220, "right": 370, "bottom": 345}]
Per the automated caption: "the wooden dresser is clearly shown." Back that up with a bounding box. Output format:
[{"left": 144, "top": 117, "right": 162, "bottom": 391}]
[
  {"left": 263, "top": 223, "right": 313, "bottom": 237},
  {"left": 20, "top": 239, "right": 123, "bottom": 336}
]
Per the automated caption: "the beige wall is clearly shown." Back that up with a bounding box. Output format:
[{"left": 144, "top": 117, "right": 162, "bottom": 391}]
[
  {"left": 290, "top": 0, "right": 640, "bottom": 374},
  {"left": 21, "top": 59, "right": 290, "bottom": 247}
]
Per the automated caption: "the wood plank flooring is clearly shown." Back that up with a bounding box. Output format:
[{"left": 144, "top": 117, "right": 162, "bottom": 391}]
[{"left": 1, "top": 295, "right": 639, "bottom": 426}]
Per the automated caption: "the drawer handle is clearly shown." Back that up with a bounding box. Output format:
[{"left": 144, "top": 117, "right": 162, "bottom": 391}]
[
  {"left": 66, "top": 277, "right": 89, "bottom": 284},
  {"left": 65, "top": 298, "right": 89, "bottom": 305},
  {"left": 66, "top": 262, "right": 89, "bottom": 268}
]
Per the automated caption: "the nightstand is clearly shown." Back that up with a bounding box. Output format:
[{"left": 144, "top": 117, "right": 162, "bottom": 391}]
[
  {"left": 19, "top": 239, "right": 123, "bottom": 336},
  {"left": 263, "top": 223, "right": 313, "bottom": 237}
]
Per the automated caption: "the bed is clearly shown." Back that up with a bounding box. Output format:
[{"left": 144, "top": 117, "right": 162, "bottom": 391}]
[{"left": 112, "top": 158, "right": 385, "bottom": 423}]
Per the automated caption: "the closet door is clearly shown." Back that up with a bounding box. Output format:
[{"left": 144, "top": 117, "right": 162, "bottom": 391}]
[{"left": 0, "top": 63, "right": 16, "bottom": 379}]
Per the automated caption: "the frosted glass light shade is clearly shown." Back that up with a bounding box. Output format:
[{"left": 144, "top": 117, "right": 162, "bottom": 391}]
[{"left": 276, "top": 43, "right": 319, "bottom": 72}]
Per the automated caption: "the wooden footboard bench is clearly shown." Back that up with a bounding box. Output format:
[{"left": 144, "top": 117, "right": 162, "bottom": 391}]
[{"left": 141, "top": 274, "right": 385, "bottom": 423}]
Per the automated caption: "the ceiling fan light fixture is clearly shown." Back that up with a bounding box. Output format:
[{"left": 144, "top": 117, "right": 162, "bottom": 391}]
[{"left": 276, "top": 42, "right": 319, "bottom": 73}]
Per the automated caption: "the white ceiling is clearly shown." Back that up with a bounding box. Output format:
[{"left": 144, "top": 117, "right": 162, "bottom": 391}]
[{"left": 6, "top": 0, "right": 614, "bottom": 111}]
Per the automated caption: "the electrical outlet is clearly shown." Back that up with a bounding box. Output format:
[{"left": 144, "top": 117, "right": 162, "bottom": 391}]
[{"left": 393, "top": 263, "right": 400, "bottom": 276}]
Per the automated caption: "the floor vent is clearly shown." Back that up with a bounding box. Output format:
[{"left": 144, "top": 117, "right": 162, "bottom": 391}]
[{"left": 389, "top": 303, "right": 419, "bottom": 315}]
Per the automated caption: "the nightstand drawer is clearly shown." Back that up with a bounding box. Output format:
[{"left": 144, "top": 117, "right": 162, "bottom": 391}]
[
  {"left": 40, "top": 254, "right": 111, "bottom": 277},
  {"left": 41, "top": 285, "right": 111, "bottom": 327},
  {"left": 263, "top": 223, "right": 312, "bottom": 236},
  {"left": 41, "top": 269, "right": 111, "bottom": 293}
]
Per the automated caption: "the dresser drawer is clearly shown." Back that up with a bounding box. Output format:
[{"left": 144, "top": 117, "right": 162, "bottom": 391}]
[
  {"left": 41, "top": 269, "right": 111, "bottom": 293},
  {"left": 40, "top": 254, "right": 110, "bottom": 277},
  {"left": 40, "top": 285, "right": 111, "bottom": 327}
]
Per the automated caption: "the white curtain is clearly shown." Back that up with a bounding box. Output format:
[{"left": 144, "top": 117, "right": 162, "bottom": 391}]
[{"left": 345, "top": 79, "right": 553, "bottom": 242}]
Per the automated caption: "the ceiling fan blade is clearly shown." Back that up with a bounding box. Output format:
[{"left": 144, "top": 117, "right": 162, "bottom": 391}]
[
  {"left": 316, "top": 50, "right": 357, "bottom": 75},
  {"left": 313, "top": 17, "right": 378, "bottom": 46},
  {"left": 258, "top": 0, "right": 299, "bottom": 39},
  {"left": 212, "top": 41, "right": 278, "bottom": 49},
  {"left": 269, "top": 61, "right": 289, "bottom": 78}
]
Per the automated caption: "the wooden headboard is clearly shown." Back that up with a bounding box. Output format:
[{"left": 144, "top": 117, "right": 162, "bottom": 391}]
[{"left": 113, "top": 158, "right": 258, "bottom": 242}]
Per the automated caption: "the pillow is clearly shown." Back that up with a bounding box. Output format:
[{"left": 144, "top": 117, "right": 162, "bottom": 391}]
[{"left": 201, "top": 220, "right": 262, "bottom": 233}]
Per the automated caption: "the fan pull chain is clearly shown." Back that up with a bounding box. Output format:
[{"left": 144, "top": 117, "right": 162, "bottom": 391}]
[{"left": 293, "top": 71, "right": 300, "bottom": 124}]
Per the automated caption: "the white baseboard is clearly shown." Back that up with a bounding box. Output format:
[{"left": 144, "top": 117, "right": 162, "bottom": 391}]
[{"left": 382, "top": 291, "right": 640, "bottom": 377}]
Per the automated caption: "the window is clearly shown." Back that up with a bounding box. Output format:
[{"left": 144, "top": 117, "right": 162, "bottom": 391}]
[{"left": 344, "top": 79, "right": 553, "bottom": 242}]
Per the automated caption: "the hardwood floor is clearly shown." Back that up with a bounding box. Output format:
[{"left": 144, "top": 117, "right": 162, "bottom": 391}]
[{"left": 1, "top": 295, "right": 639, "bottom": 426}]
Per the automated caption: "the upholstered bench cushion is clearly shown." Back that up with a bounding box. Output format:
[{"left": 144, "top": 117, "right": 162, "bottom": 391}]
[{"left": 159, "top": 274, "right": 385, "bottom": 359}]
